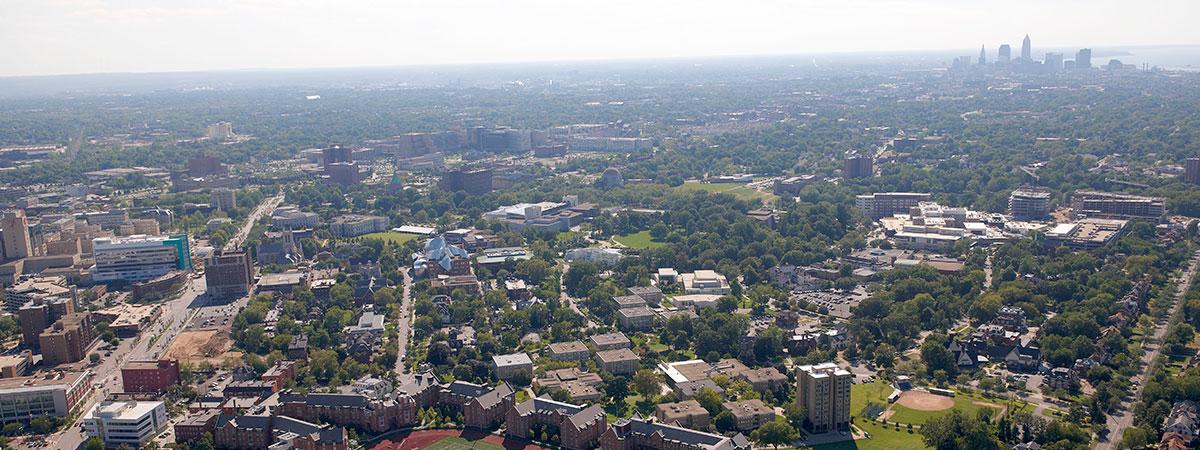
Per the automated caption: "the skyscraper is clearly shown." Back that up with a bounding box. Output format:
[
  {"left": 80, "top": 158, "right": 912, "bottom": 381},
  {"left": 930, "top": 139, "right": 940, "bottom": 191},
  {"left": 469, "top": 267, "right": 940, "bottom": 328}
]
[
  {"left": 979, "top": 45, "right": 987, "bottom": 65},
  {"left": 1021, "top": 35, "right": 1032, "bottom": 60},
  {"left": 1, "top": 210, "right": 33, "bottom": 261},
  {"left": 1076, "top": 48, "right": 1092, "bottom": 69},
  {"left": 1185, "top": 158, "right": 1200, "bottom": 185},
  {"left": 1044, "top": 53, "right": 1064, "bottom": 72},
  {"left": 998, "top": 44, "right": 1012, "bottom": 63}
]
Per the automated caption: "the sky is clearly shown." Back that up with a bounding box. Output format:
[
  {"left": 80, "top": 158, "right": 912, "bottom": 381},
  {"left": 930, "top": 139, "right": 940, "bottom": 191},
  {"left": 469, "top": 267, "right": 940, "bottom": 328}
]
[{"left": 1, "top": 0, "right": 1198, "bottom": 77}]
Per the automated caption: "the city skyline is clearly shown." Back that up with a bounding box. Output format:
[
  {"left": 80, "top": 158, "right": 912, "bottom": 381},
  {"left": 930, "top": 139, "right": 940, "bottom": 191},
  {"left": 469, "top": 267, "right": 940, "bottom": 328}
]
[{"left": 1, "top": 0, "right": 1198, "bottom": 77}]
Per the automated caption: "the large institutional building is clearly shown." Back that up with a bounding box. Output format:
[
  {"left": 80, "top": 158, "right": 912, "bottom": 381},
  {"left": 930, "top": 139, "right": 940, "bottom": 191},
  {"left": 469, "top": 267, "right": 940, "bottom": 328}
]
[
  {"left": 1008, "top": 187, "right": 1052, "bottom": 220},
  {"left": 92, "top": 234, "right": 192, "bottom": 283},
  {"left": 205, "top": 249, "right": 253, "bottom": 301},
  {"left": 796, "top": 363, "right": 853, "bottom": 433},
  {"left": 855, "top": 192, "right": 932, "bottom": 220}
]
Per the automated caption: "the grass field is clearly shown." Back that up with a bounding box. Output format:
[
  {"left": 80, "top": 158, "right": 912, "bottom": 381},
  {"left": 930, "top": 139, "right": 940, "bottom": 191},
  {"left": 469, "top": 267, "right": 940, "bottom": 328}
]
[
  {"left": 675, "top": 180, "right": 775, "bottom": 202},
  {"left": 613, "top": 231, "right": 667, "bottom": 249},
  {"left": 423, "top": 436, "right": 505, "bottom": 450},
  {"left": 356, "top": 231, "right": 421, "bottom": 245},
  {"left": 887, "top": 396, "right": 998, "bottom": 425},
  {"left": 851, "top": 380, "right": 894, "bottom": 417}
]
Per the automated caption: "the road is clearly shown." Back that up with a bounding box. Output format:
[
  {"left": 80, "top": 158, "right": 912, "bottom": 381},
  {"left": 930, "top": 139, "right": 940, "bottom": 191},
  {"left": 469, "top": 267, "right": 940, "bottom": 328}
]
[
  {"left": 395, "top": 269, "right": 414, "bottom": 375},
  {"left": 226, "top": 194, "right": 284, "bottom": 251},
  {"left": 558, "top": 264, "right": 598, "bottom": 330},
  {"left": 46, "top": 276, "right": 209, "bottom": 450},
  {"left": 1097, "top": 250, "right": 1200, "bottom": 449}
]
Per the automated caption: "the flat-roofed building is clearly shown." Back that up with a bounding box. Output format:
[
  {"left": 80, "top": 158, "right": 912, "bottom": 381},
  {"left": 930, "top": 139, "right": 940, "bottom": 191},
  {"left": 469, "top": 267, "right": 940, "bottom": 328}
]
[
  {"left": 39, "top": 312, "right": 95, "bottom": 366},
  {"left": 1070, "top": 190, "right": 1165, "bottom": 221},
  {"left": 547, "top": 341, "right": 590, "bottom": 362},
  {"left": 617, "top": 306, "right": 655, "bottom": 331},
  {"left": 654, "top": 400, "right": 710, "bottom": 429},
  {"left": 1044, "top": 218, "right": 1129, "bottom": 250},
  {"left": 613, "top": 294, "right": 647, "bottom": 310},
  {"left": 1009, "top": 187, "right": 1052, "bottom": 220},
  {"left": 0, "top": 352, "right": 31, "bottom": 378},
  {"left": 0, "top": 370, "right": 94, "bottom": 423},
  {"left": 855, "top": 192, "right": 932, "bottom": 220},
  {"left": 92, "top": 234, "right": 191, "bottom": 283},
  {"left": 535, "top": 368, "right": 603, "bottom": 402},
  {"left": 796, "top": 362, "right": 852, "bottom": 433},
  {"left": 205, "top": 248, "right": 253, "bottom": 301},
  {"left": 589, "top": 332, "right": 631, "bottom": 351},
  {"left": 626, "top": 286, "right": 663, "bottom": 305},
  {"left": 602, "top": 415, "right": 751, "bottom": 450},
  {"left": 493, "top": 353, "right": 534, "bottom": 381},
  {"left": 328, "top": 215, "right": 390, "bottom": 237},
  {"left": 721, "top": 399, "right": 777, "bottom": 431},
  {"left": 595, "top": 348, "right": 640, "bottom": 375},
  {"left": 82, "top": 400, "right": 168, "bottom": 447},
  {"left": 679, "top": 270, "right": 730, "bottom": 295},
  {"left": 121, "top": 359, "right": 181, "bottom": 394}
]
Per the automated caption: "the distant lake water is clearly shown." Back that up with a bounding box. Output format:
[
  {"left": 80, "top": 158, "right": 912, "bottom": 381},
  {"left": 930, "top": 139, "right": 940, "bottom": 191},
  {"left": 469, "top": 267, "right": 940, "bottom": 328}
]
[{"left": 1091, "top": 45, "right": 1200, "bottom": 71}]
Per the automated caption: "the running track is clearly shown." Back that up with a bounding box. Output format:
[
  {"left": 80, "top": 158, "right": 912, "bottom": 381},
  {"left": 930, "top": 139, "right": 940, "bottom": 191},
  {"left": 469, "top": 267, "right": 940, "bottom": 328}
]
[{"left": 369, "top": 429, "right": 550, "bottom": 450}]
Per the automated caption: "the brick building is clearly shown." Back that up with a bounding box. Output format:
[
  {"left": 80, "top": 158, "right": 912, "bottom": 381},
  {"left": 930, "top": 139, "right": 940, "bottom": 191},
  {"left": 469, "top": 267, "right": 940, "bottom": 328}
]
[
  {"left": 121, "top": 359, "right": 181, "bottom": 393},
  {"left": 506, "top": 397, "right": 607, "bottom": 450}
]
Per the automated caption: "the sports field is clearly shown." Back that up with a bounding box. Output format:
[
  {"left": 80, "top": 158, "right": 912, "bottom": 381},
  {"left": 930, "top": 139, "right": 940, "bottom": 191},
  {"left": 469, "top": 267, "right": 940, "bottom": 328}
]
[
  {"left": 423, "top": 436, "right": 506, "bottom": 450},
  {"left": 613, "top": 230, "right": 667, "bottom": 249},
  {"left": 356, "top": 231, "right": 420, "bottom": 245},
  {"left": 675, "top": 180, "right": 774, "bottom": 202}
]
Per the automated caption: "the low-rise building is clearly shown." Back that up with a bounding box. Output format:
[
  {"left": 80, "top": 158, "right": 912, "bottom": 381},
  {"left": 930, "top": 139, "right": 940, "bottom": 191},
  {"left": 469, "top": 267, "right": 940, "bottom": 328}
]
[
  {"left": 121, "top": 359, "right": 181, "bottom": 394},
  {"left": 547, "top": 341, "right": 590, "bottom": 362},
  {"left": 626, "top": 286, "right": 663, "bottom": 305},
  {"left": 535, "top": 368, "right": 604, "bottom": 402},
  {"left": 654, "top": 400, "right": 710, "bottom": 429},
  {"left": 328, "top": 215, "right": 390, "bottom": 237},
  {"left": 679, "top": 270, "right": 730, "bottom": 295},
  {"left": 82, "top": 400, "right": 169, "bottom": 448},
  {"left": 602, "top": 415, "right": 751, "bottom": 450},
  {"left": 595, "top": 348, "right": 640, "bottom": 375},
  {"left": 493, "top": 353, "right": 534, "bottom": 381},
  {"left": 617, "top": 306, "right": 655, "bottom": 331},
  {"left": 721, "top": 399, "right": 777, "bottom": 431},
  {"left": 589, "top": 332, "right": 631, "bottom": 351},
  {"left": 505, "top": 397, "right": 607, "bottom": 450}
]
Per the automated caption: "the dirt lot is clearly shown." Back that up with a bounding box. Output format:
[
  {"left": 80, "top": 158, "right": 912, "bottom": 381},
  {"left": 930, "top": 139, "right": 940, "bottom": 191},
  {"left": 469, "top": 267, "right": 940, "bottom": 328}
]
[
  {"left": 165, "top": 329, "right": 241, "bottom": 366},
  {"left": 896, "top": 391, "right": 955, "bottom": 411}
]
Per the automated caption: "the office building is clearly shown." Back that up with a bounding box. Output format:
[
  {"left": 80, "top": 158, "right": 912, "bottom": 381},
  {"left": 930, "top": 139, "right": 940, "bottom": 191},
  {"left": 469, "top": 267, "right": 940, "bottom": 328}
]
[
  {"left": 471, "top": 127, "right": 532, "bottom": 153},
  {"left": 842, "top": 153, "right": 873, "bottom": 179},
  {"left": 1044, "top": 52, "right": 1064, "bottom": 71},
  {"left": 796, "top": 363, "right": 852, "bottom": 433},
  {"left": 1021, "top": 34, "right": 1032, "bottom": 60},
  {"left": 39, "top": 312, "right": 95, "bottom": 366},
  {"left": 322, "top": 145, "right": 353, "bottom": 166},
  {"left": 998, "top": 44, "right": 1011, "bottom": 63},
  {"left": 121, "top": 359, "right": 181, "bottom": 394},
  {"left": 205, "top": 249, "right": 252, "bottom": 301},
  {"left": 1, "top": 210, "right": 33, "bottom": 261},
  {"left": 212, "top": 188, "right": 236, "bottom": 212},
  {"left": 328, "top": 215, "right": 390, "bottom": 237},
  {"left": 205, "top": 122, "right": 235, "bottom": 141},
  {"left": 1070, "top": 190, "right": 1165, "bottom": 221},
  {"left": 0, "top": 352, "right": 31, "bottom": 378},
  {"left": 1009, "top": 187, "right": 1053, "bottom": 220},
  {"left": 130, "top": 219, "right": 160, "bottom": 235},
  {"left": 5, "top": 275, "right": 71, "bottom": 312},
  {"left": 1076, "top": 48, "right": 1092, "bottom": 69},
  {"left": 855, "top": 192, "right": 932, "bottom": 220},
  {"left": 1186, "top": 158, "right": 1200, "bottom": 185},
  {"left": 978, "top": 45, "right": 986, "bottom": 65},
  {"left": 493, "top": 353, "right": 534, "bottom": 381},
  {"left": 84, "top": 209, "right": 130, "bottom": 229},
  {"left": 654, "top": 400, "right": 711, "bottom": 430},
  {"left": 325, "top": 161, "right": 364, "bottom": 186},
  {"left": 92, "top": 234, "right": 192, "bottom": 283},
  {"left": 0, "top": 371, "right": 94, "bottom": 423},
  {"left": 1044, "top": 218, "right": 1129, "bottom": 250},
  {"left": 82, "top": 400, "right": 169, "bottom": 447},
  {"left": 438, "top": 169, "right": 493, "bottom": 195},
  {"left": 596, "top": 348, "right": 640, "bottom": 375},
  {"left": 18, "top": 295, "right": 73, "bottom": 351},
  {"left": 187, "top": 155, "right": 226, "bottom": 177},
  {"left": 270, "top": 206, "right": 320, "bottom": 229}
]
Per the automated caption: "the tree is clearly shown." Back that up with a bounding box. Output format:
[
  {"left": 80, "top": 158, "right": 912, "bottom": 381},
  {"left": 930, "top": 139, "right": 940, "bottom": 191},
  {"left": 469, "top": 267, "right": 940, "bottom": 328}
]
[
  {"left": 632, "top": 369, "right": 663, "bottom": 399},
  {"left": 694, "top": 387, "right": 725, "bottom": 415},
  {"left": 919, "top": 410, "right": 1002, "bottom": 450},
  {"left": 714, "top": 410, "right": 737, "bottom": 432},
  {"left": 29, "top": 416, "right": 53, "bottom": 434},
  {"left": 784, "top": 403, "right": 807, "bottom": 430},
  {"left": 84, "top": 438, "right": 105, "bottom": 450},
  {"left": 2, "top": 422, "right": 21, "bottom": 436},
  {"left": 751, "top": 419, "right": 800, "bottom": 449},
  {"left": 89, "top": 353, "right": 101, "bottom": 364}
]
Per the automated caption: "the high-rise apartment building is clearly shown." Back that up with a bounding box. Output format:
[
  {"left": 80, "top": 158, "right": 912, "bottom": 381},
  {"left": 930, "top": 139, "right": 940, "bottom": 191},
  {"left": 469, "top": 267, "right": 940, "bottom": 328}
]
[
  {"left": 1185, "top": 158, "right": 1200, "bottom": 185},
  {"left": 1009, "top": 187, "right": 1053, "bottom": 220},
  {"left": 212, "top": 188, "right": 236, "bottom": 212},
  {"left": 854, "top": 192, "right": 932, "bottom": 220},
  {"left": 796, "top": 363, "right": 852, "bottom": 433},
  {"left": 842, "top": 153, "right": 874, "bottom": 179},
  {"left": 1, "top": 210, "right": 33, "bottom": 261},
  {"left": 92, "top": 234, "right": 192, "bottom": 283},
  {"left": 205, "top": 249, "right": 253, "bottom": 301},
  {"left": 39, "top": 312, "right": 95, "bottom": 366},
  {"left": 18, "top": 296, "right": 74, "bottom": 352}
]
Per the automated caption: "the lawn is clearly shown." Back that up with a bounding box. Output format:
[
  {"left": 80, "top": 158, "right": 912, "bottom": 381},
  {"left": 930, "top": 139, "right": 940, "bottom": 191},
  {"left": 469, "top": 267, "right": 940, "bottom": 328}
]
[
  {"left": 675, "top": 181, "right": 775, "bottom": 202},
  {"left": 886, "top": 396, "right": 999, "bottom": 425},
  {"left": 613, "top": 231, "right": 667, "bottom": 249},
  {"left": 356, "top": 231, "right": 421, "bottom": 245},
  {"left": 851, "top": 380, "right": 894, "bottom": 417},
  {"left": 805, "top": 420, "right": 929, "bottom": 450},
  {"left": 423, "top": 436, "right": 505, "bottom": 450}
]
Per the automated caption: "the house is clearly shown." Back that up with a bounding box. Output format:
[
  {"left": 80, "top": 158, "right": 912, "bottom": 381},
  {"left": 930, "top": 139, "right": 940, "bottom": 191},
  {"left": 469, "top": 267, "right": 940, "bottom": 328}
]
[
  {"left": 617, "top": 306, "right": 655, "bottom": 331},
  {"left": 1044, "top": 367, "right": 1079, "bottom": 392},
  {"left": 993, "top": 306, "right": 1028, "bottom": 331},
  {"left": 493, "top": 353, "right": 534, "bottom": 381},
  {"left": 1161, "top": 401, "right": 1199, "bottom": 447},
  {"left": 547, "top": 341, "right": 590, "bottom": 362},
  {"left": 654, "top": 400, "right": 710, "bottom": 429},
  {"left": 721, "top": 399, "right": 776, "bottom": 431},
  {"left": 595, "top": 348, "right": 640, "bottom": 375}
]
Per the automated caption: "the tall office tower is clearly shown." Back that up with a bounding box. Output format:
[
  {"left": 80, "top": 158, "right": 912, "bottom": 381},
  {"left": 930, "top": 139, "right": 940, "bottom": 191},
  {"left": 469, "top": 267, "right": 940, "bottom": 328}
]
[
  {"left": 796, "top": 363, "right": 853, "bottom": 433},
  {"left": 1021, "top": 35, "right": 1032, "bottom": 60},
  {"left": 1044, "top": 53, "right": 1064, "bottom": 72},
  {"left": 1185, "top": 158, "right": 1200, "bottom": 185},
  {"left": 842, "top": 153, "right": 874, "bottom": 179},
  {"left": 979, "top": 45, "right": 987, "bottom": 65},
  {"left": 998, "top": 44, "right": 1012, "bottom": 63},
  {"left": 1076, "top": 48, "right": 1092, "bottom": 69},
  {"left": 1, "top": 210, "right": 33, "bottom": 261}
]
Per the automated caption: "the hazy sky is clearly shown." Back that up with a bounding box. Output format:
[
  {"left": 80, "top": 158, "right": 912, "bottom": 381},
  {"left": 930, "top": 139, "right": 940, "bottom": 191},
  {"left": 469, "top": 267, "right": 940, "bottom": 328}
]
[{"left": 2, "top": 0, "right": 1198, "bottom": 77}]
